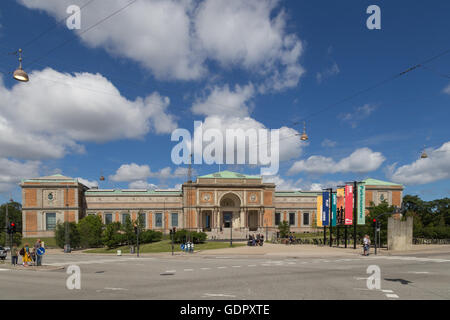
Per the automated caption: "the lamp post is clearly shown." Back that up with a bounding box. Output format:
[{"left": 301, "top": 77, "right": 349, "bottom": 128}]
[{"left": 64, "top": 185, "right": 70, "bottom": 253}]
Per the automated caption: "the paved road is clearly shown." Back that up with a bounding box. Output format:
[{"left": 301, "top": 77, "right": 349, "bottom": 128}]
[{"left": 1, "top": 248, "right": 449, "bottom": 300}]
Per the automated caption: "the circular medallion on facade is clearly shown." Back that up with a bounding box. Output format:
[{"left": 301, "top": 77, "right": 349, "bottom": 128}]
[
  {"left": 203, "top": 193, "right": 211, "bottom": 201},
  {"left": 250, "top": 194, "right": 257, "bottom": 202},
  {"left": 48, "top": 192, "right": 54, "bottom": 201}
]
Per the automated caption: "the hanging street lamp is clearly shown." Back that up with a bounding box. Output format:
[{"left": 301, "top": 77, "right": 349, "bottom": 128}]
[{"left": 13, "top": 49, "right": 29, "bottom": 82}]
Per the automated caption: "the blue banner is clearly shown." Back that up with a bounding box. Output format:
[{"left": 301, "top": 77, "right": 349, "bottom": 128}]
[
  {"left": 322, "top": 191, "right": 330, "bottom": 226},
  {"left": 331, "top": 192, "right": 337, "bottom": 227}
]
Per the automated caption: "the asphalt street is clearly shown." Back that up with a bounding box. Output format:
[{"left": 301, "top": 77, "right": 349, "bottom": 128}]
[{"left": 1, "top": 249, "right": 449, "bottom": 300}]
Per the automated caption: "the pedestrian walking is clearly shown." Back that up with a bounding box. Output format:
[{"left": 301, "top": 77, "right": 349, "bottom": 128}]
[
  {"left": 11, "top": 244, "right": 18, "bottom": 266},
  {"left": 21, "top": 244, "right": 31, "bottom": 266},
  {"left": 363, "top": 234, "right": 371, "bottom": 256},
  {"left": 34, "top": 239, "right": 42, "bottom": 266}
]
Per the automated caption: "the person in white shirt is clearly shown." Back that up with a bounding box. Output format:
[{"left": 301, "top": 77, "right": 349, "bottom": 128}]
[{"left": 363, "top": 234, "right": 371, "bottom": 256}]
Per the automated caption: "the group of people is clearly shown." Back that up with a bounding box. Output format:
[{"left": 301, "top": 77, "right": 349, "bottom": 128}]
[
  {"left": 10, "top": 239, "right": 43, "bottom": 267},
  {"left": 248, "top": 234, "right": 264, "bottom": 246}
]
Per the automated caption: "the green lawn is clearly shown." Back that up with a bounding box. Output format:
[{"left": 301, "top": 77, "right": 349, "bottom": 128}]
[
  {"left": 22, "top": 237, "right": 57, "bottom": 248},
  {"left": 84, "top": 240, "right": 245, "bottom": 254}
]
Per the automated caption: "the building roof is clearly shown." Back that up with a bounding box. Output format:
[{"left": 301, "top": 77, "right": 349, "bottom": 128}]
[
  {"left": 275, "top": 190, "right": 321, "bottom": 197},
  {"left": 85, "top": 189, "right": 182, "bottom": 196},
  {"left": 22, "top": 174, "right": 77, "bottom": 183},
  {"left": 362, "top": 178, "right": 402, "bottom": 187},
  {"left": 198, "top": 170, "right": 261, "bottom": 179}
]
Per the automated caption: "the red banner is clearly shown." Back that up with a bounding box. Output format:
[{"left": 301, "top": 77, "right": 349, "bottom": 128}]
[{"left": 344, "top": 185, "right": 353, "bottom": 225}]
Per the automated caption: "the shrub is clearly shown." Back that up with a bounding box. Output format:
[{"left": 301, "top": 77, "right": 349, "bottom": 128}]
[
  {"left": 78, "top": 215, "right": 103, "bottom": 248},
  {"left": 55, "top": 222, "right": 80, "bottom": 249},
  {"left": 102, "top": 222, "right": 124, "bottom": 248},
  {"left": 174, "top": 229, "right": 207, "bottom": 244},
  {"left": 139, "top": 230, "right": 163, "bottom": 244}
]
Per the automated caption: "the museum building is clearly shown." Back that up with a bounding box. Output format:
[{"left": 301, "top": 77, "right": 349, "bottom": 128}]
[{"left": 20, "top": 171, "right": 403, "bottom": 239}]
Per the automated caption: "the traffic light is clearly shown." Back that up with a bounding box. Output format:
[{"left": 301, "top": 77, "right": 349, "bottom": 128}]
[
  {"left": 10, "top": 222, "right": 16, "bottom": 233},
  {"left": 372, "top": 219, "right": 377, "bottom": 229},
  {"left": 134, "top": 225, "right": 138, "bottom": 234},
  {"left": 376, "top": 220, "right": 381, "bottom": 229}
]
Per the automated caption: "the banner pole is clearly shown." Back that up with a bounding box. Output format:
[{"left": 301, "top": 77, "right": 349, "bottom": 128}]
[
  {"left": 329, "top": 188, "right": 333, "bottom": 247},
  {"left": 353, "top": 181, "right": 357, "bottom": 250}
]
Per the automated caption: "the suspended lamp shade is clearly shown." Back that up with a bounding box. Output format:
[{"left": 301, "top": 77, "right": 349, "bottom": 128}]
[
  {"left": 300, "top": 132, "right": 308, "bottom": 141},
  {"left": 99, "top": 176, "right": 105, "bottom": 181},
  {"left": 300, "top": 121, "right": 308, "bottom": 141},
  {"left": 420, "top": 151, "right": 428, "bottom": 159},
  {"left": 13, "top": 67, "right": 29, "bottom": 82},
  {"left": 13, "top": 49, "right": 29, "bottom": 82}
]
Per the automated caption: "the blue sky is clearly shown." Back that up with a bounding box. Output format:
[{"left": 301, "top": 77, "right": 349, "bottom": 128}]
[{"left": 0, "top": 0, "right": 449, "bottom": 202}]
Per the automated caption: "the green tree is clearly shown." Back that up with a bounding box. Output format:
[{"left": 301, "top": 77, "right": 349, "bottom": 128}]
[
  {"left": 122, "top": 215, "right": 136, "bottom": 245},
  {"left": 278, "top": 221, "right": 290, "bottom": 238},
  {"left": 0, "top": 201, "right": 22, "bottom": 246},
  {"left": 78, "top": 215, "right": 103, "bottom": 248},
  {"left": 55, "top": 222, "right": 81, "bottom": 249},
  {"left": 102, "top": 222, "right": 125, "bottom": 248}
]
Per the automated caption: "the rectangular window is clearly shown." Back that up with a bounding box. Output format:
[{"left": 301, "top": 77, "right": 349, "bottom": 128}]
[
  {"left": 105, "top": 213, "right": 112, "bottom": 225},
  {"left": 46, "top": 213, "right": 56, "bottom": 231},
  {"left": 275, "top": 212, "right": 281, "bottom": 225},
  {"left": 289, "top": 212, "right": 295, "bottom": 226},
  {"left": 171, "top": 213, "right": 178, "bottom": 227},
  {"left": 138, "top": 212, "right": 147, "bottom": 228},
  {"left": 155, "top": 213, "right": 163, "bottom": 228},
  {"left": 303, "top": 212, "right": 310, "bottom": 226},
  {"left": 121, "top": 213, "right": 130, "bottom": 225}
]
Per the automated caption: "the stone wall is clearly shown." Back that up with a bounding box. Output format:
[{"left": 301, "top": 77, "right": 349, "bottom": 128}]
[{"left": 388, "top": 216, "right": 413, "bottom": 251}]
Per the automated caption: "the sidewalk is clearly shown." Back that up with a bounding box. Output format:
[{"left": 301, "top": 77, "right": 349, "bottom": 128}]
[{"left": 195, "top": 243, "right": 450, "bottom": 258}]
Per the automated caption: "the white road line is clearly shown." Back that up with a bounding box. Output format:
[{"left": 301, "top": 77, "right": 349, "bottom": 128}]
[
  {"left": 104, "top": 287, "right": 128, "bottom": 291},
  {"left": 287, "top": 262, "right": 296, "bottom": 265},
  {"left": 386, "top": 293, "right": 399, "bottom": 298},
  {"left": 184, "top": 269, "right": 194, "bottom": 272},
  {"left": 0, "top": 269, "right": 9, "bottom": 271},
  {"left": 382, "top": 290, "right": 393, "bottom": 293},
  {"left": 217, "top": 266, "right": 227, "bottom": 269},
  {"left": 165, "top": 270, "right": 176, "bottom": 273},
  {"left": 232, "top": 266, "right": 241, "bottom": 268},
  {"left": 408, "top": 271, "right": 430, "bottom": 274},
  {"left": 248, "top": 265, "right": 256, "bottom": 267},
  {"left": 200, "top": 268, "right": 211, "bottom": 270},
  {"left": 203, "top": 293, "right": 236, "bottom": 298}
]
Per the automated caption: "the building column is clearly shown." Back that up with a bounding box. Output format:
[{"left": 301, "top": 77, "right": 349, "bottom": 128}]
[{"left": 240, "top": 208, "right": 245, "bottom": 228}]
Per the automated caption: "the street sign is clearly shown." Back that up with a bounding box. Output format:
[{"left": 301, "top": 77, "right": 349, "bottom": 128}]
[
  {"left": 180, "top": 244, "right": 185, "bottom": 251},
  {"left": 36, "top": 247, "right": 45, "bottom": 256}
]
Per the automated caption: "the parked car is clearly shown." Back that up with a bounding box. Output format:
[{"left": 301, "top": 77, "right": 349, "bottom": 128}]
[{"left": 0, "top": 246, "right": 7, "bottom": 260}]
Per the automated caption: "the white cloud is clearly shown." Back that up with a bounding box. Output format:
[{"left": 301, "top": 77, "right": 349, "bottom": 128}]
[
  {"left": 192, "top": 83, "right": 254, "bottom": 118},
  {"left": 0, "top": 158, "right": 40, "bottom": 192},
  {"left": 316, "top": 62, "right": 340, "bottom": 84},
  {"left": 76, "top": 177, "right": 98, "bottom": 189},
  {"left": 18, "top": 0, "right": 305, "bottom": 90},
  {"left": 389, "top": 141, "right": 450, "bottom": 185},
  {"left": 288, "top": 148, "right": 385, "bottom": 175},
  {"left": 109, "top": 163, "right": 151, "bottom": 182},
  {"left": 197, "top": 115, "right": 304, "bottom": 165},
  {"left": 443, "top": 84, "right": 450, "bottom": 94},
  {"left": 0, "top": 68, "right": 176, "bottom": 160},
  {"left": 340, "top": 104, "right": 376, "bottom": 128},
  {"left": 110, "top": 163, "right": 190, "bottom": 182},
  {"left": 321, "top": 139, "right": 337, "bottom": 148},
  {"left": 128, "top": 180, "right": 157, "bottom": 190},
  {"left": 195, "top": 0, "right": 304, "bottom": 91}
]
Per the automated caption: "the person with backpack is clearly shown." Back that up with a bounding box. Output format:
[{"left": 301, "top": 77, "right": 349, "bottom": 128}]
[{"left": 20, "top": 244, "right": 31, "bottom": 266}]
